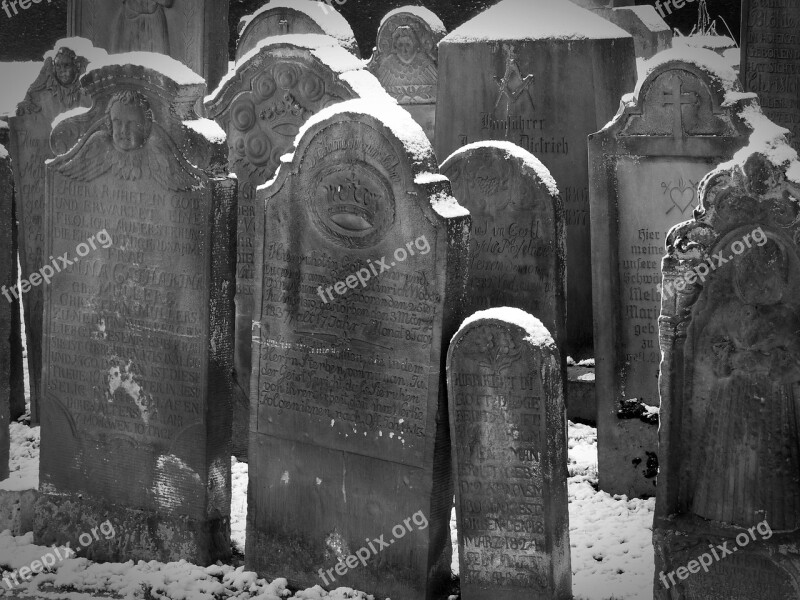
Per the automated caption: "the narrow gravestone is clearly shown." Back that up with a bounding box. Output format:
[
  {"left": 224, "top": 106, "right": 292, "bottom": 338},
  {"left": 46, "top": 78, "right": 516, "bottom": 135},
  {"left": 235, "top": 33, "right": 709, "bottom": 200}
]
[
  {"left": 66, "top": 0, "right": 229, "bottom": 91},
  {"left": 0, "top": 143, "right": 12, "bottom": 479},
  {"left": 236, "top": 0, "right": 360, "bottom": 60},
  {"left": 740, "top": 0, "right": 800, "bottom": 152},
  {"left": 440, "top": 141, "right": 566, "bottom": 357},
  {"left": 206, "top": 34, "right": 392, "bottom": 459},
  {"left": 247, "top": 98, "right": 470, "bottom": 600},
  {"left": 9, "top": 38, "right": 106, "bottom": 425},
  {"left": 655, "top": 130, "right": 800, "bottom": 599},
  {"left": 35, "top": 53, "right": 236, "bottom": 564},
  {"left": 589, "top": 48, "right": 754, "bottom": 498},
  {"left": 435, "top": 0, "right": 637, "bottom": 356},
  {"left": 367, "top": 6, "right": 446, "bottom": 142},
  {"left": 448, "top": 308, "right": 570, "bottom": 599}
]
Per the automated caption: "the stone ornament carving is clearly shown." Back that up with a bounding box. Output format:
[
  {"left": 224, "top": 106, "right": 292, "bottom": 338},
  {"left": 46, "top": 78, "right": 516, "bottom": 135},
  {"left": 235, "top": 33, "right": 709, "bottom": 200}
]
[
  {"left": 111, "top": 0, "right": 174, "bottom": 54},
  {"left": 16, "top": 47, "right": 88, "bottom": 119}
]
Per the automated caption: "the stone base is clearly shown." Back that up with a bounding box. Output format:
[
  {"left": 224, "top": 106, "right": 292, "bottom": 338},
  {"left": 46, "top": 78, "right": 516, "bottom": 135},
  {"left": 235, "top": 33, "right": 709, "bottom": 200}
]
[
  {"left": 0, "top": 488, "right": 38, "bottom": 535},
  {"left": 566, "top": 366, "right": 596, "bottom": 424},
  {"left": 654, "top": 516, "right": 800, "bottom": 599},
  {"left": 34, "top": 492, "right": 230, "bottom": 565}
]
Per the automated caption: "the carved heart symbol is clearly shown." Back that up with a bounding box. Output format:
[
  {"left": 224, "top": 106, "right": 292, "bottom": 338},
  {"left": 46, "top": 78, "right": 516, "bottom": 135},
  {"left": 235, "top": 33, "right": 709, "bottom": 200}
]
[{"left": 669, "top": 186, "right": 695, "bottom": 215}]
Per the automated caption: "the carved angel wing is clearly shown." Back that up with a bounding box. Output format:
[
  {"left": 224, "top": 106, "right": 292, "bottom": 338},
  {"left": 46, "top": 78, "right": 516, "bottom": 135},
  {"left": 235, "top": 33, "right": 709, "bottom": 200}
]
[
  {"left": 15, "top": 59, "right": 53, "bottom": 116},
  {"left": 145, "top": 127, "right": 198, "bottom": 191},
  {"left": 54, "top": 131, "right": 113, "bottom": 182}
]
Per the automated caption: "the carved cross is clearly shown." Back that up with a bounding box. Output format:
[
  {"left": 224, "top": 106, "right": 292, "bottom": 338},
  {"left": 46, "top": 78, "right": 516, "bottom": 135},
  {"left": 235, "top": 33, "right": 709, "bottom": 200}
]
[
  {"left": 278, "top": 19, "right": 290, "bottom": 34},
  {"left": 662, "top": 75, "right": 699, "bottom": 138}
]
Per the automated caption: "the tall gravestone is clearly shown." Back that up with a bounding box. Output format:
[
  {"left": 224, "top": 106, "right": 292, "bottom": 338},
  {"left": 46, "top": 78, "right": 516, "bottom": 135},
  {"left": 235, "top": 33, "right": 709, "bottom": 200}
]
[
  {"left": 0, "top": 143, "right": 12, "bottom": 479},
  {"left": 9, "top": 38, "right": 106, "bottom": 424},
  {"left": 66, "top": 0, "right": 229, "bottom": 91},
  {"left": 589, "top": 48, "right": 754, "bottom": 498},
  {"left": 435, "top": 0, "right": 636, "bottom": 355},
  {"left": 740, "top": 0, "right": 800, "bottom": 152},
  {"left": 448, "top": 308, "right": 570, "bottom": 600},
  {"left": 654, "top": 138, "right": 800, "bottom": 599},
  {"left": 367, "top": 6, "right": 446, "bottom": 142},
  {"left": 35, "top": 54, "right": 236, "bottom": 563},
  {"left": 236, "top": 0, "right": 360, "bottom": 60},
  {"left": 440, "top": 141, "right": 566, "bottom": 357},
  {"left": 206, "top": 35, "right": 392, "bottom": 459},
  {"left": 247, "top": 99, "right": 470, "bottom": 600}
]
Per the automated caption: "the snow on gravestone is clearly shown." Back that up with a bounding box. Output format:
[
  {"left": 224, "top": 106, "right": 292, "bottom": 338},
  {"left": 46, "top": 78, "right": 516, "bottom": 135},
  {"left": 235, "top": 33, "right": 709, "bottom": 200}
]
[
  {"left": 367, "top": 6, "right": 446, "bottom": 142},
  {"left": 8, "top": 38, "right": 107, "bottom": 425},
  {"left": 447, "top": 308, "right": 570, "bottom": 600},
  {"left": 440, "top": 141, "right": 566, "bottom": 357},
  {"left": 206, "top": 35, "right": 392, "bottom": 460},
  {"left": 248, "top": 99, "right": 470, "bottom": 600},
  {"left": 589, "top": 48, "right": 754, "bottom": 498},
  {"left": 741, "top": 0, "right": 800, "bottom": 153},
  {"left": 0, "top": 144, "right": 11, "bottom": 480},
  {"left": 654, "top": 118, "right": 800, "bottom": 600},
  {"left": 35, "top": 54, "right": 236, "bottom": 563},
  {"left": 435, "top": 0, "right": 637, "bottom": 355},
  {"left": 66, "top": 0, "right": 229, "bottom": 92},
  {"left": 236, "top": 0, "right": 360, "bottom": 61}
]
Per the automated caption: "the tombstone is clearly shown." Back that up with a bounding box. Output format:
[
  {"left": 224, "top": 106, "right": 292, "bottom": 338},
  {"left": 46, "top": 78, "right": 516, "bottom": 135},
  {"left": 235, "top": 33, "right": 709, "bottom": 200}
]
[
  {"left": 741, "top": 0, "right": 800, "bottom": 152},
  {"left": 206, "top": 35, "right": 392, "bottom": 460},
  {"left": 34, "top": 53, "right": 236, "bottom": 564},
  {"left": 247, "top": 98, "right": 470, "bottom": 600},
  {"left": 588, "top": 48, "right": 754, "bottom": 498},
  {"left": 66, "top": 0, "right": 229, "bottom": 91},
  {"left": 435, "top": 0, "right": 637, "bottom": 356},
  {"left": 8, "top": 38, "right": 106, "bottom": 425},
  {"left": 654, "top": 140, "right": 800, "bottom": 599},
  {"left": 0, "top": 144, "right": 12, "bottom": 478},
  {"left": 440, "top": 141, "right": 566, "bottom": 357},
  {"left": 236, "top": 0, "right": 360, "bottom": 61},
  {"left": 448, "top": 308, "right": 570, "bottom": 599},
  {"left": 367, "top": 6, "right": 446, "bottom": 141}
]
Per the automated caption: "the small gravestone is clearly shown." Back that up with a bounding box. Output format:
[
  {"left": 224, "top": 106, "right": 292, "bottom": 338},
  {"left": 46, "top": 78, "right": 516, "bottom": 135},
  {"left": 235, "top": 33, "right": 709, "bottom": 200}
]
[
  {"left": 9, "top": 38, "right": 106, "bottom": 424},
  {"left": 67, "top": 0, "right": 229, "bottom": 91},
  {"left": 35, "top": 54, "right": 236, "bottom": 564},
  {"left": 367, "top": 6, "right": 446, "bottom": 141},
  {"left": 440, "top": 141, "right": 565, "bottom": 355},
  {"left": 435, "top": 0, "right": 637, "bottom": 355},
  {"left": 0, "top": 144, "right": 12, "bottom": 479},
  {"left": 741, "top": 0, "right": 800, "bottom": 152},
  {"left": 206, "top": 35, "right": 390, "bottom": 459},
  {"left": 247, "top": 99, "right": 470, "bottom": 600},
  {"left": 589, "top": 48, "right": 754, "bottom": 498},
  {"left": 654, "top": 137, "right": 800, "bottom": 599},
  {"left": 236, "top": 0, "right": 360, "bottom": 60},
  {"left": 448, "top": 308, "right": 570, "bottom": 599}
]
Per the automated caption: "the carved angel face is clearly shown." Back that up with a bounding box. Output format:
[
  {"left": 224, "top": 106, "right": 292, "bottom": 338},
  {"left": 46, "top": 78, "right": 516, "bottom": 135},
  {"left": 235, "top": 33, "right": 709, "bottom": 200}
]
[
  {"left": 54, "top": 50, "right": 78, "bottom": 87},
  {"left": 107, "top": 91, "right": 153, "bottom": 152},
  {"left": 393, "top": 27, "right": 419, "bottom": 64}
]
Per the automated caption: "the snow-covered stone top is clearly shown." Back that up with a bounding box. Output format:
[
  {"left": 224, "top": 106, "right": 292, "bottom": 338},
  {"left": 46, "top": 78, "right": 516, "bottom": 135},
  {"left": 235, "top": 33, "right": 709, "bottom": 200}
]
[
  {"left": 618, "top": 5, "right": 670, "bottom": 32},
  {"left": 51, "top": 105, "right": 90, "bottom": 131},
  {"left": 0, "top": 143, "right": 8, "bottom": 160},
  {"left": 673, "top": 34, "right": 736, "bottom": 51},
  {"left": 380, "top": 6, "right": 447, "bottom": 35},
  {"left": 633, "top": 46, "right": 740, "bottom": 98},
  {"left": 430, "top": 189, "right": 470, "bottom": 219},
  {"left": 457, "top": 307, "right": 555, "bottom": 349},
  {"left": 239, "top": 0, "right": 356, "bottom": 49},
  {"left": 44, "top": 37, "right": 107, "bottom": 62},
  {"left": 0, "top": 121, "right": 8, "bottom": 131},
  {"left": 184, "top": 118, "right": 226, "bottom": 143},
  {"left": 86, "top": 52, "right": 205, "bottom": 86},
  {"left": 443, "top": 0, "right": 631, "bottom": 43},
  {"left": 442, "top": 140, "right": 560, "bottom": 197}
]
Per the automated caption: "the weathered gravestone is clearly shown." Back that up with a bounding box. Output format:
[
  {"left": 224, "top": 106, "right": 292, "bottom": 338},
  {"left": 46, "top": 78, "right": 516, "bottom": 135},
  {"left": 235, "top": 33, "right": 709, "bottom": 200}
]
[
  {"left": 440, "top": 141, "right": 565, "bottom": 356},
  {"left": 236, "top": 0, "right": 360, "bottom": 60},
  {"left": 9, "top": 38, "right": 106, "bottom": 424},
  {"left": 589, "top": 48, "right": 754, "bottom": 498},
  {"left": 0, "top": 143, "right": 12, "bottom": 479},
  {"left": 654, "top": 132, "right": 800, "bottom": 599},
  {"left": 247, "top": 99, "right": 470, "bottom": 600},
  {"left": 435, "top": 0, "right": 637, "bottom": 356},
  {"left": 741, "top": 0, "right": 800, "bottom": 152},
  {"left": 35, "top": 54, "right": 236, "bottom": 563},
  {"left": 206, "top": 35, "right": 393, "bottom": 459},
  {"left": 448, "top": 308, "right": 570, "bottom": 600},
  {"left": 367, "top": 6, "right": 446, "bottom": 142},
  {"left": 66, "top": 0, "right": 229, "bottom": 91}
]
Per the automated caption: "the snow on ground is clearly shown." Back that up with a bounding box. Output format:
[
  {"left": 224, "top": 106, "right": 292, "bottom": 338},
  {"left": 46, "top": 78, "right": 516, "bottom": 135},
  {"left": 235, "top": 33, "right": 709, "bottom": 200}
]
[
  {"left": 0, "top": 422, "right": 39, "bottom": 492},
  {"left": 0, "top": 421, "right": 654, "bottom": 599}
]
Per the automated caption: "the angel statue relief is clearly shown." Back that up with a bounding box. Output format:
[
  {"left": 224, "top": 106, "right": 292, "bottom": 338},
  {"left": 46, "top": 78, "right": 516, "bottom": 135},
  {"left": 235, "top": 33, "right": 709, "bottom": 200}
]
[
  {"left": 111, "top": 0, "right": 173, "bottom": 55},
  {"left": 690, "top": 238, "right": 800, "bottom": 531},
  {"left": 16, "top": 47, "right": 86, "bottom": 118},
  {"left": 376, "top": 25, "right": 437, "bottom": 103}
]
